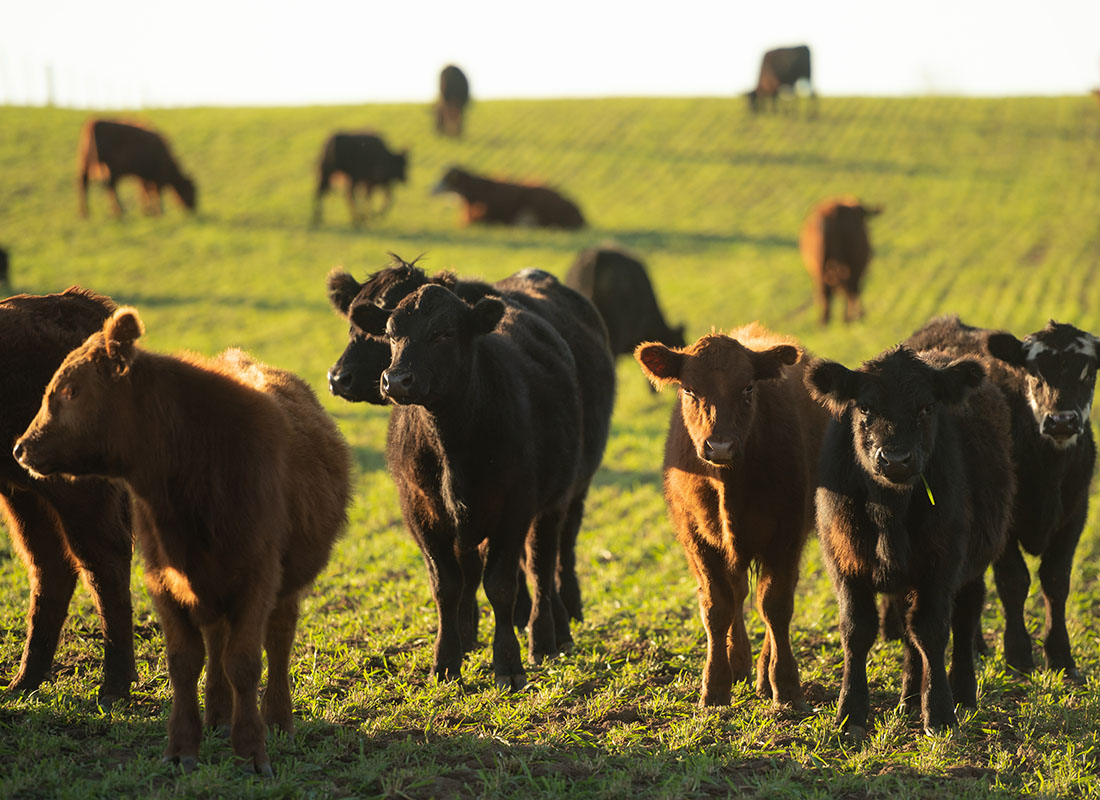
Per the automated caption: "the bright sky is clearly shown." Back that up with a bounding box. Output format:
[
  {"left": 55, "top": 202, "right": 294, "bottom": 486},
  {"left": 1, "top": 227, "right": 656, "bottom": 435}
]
[{"left": 3, "top": 1, "right": 1099, "bottom": 107}]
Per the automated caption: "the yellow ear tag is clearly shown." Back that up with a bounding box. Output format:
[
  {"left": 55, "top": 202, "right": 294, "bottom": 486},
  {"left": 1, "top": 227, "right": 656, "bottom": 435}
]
[{"left": 921, "top": 474, "right": 935, "bottom": 506}]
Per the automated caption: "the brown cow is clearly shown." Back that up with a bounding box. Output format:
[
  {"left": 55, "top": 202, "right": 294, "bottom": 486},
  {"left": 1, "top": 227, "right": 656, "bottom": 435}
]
[
  {"left": 800, "top": 196, "right": 882, "bottom": 325},
  {"left": 635, "top": 323, "right": 829, "bottom": 708},
  {"left": 78, "top": 119, "right": 197, "bottom": 218},
  {"left": 14, "top": 308, "right": 351, "bottom": 777},
  {"left": 433, "top": 167, "right": 586, "bottom": 230},
  {"left": 0, "top": 288, "right": 135, "bottom": 704},
  {"left": 747, "top": 45, "right": 817, "bottom": 114},
  {"left": 435, "top": 65, "right": 470, "bottom": 137}
]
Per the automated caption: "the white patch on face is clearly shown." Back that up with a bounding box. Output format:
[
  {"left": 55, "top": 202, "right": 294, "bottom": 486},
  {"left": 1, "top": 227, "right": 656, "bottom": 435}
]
[
  {"left": 1081, "top": 364, "right": 1090, "bottom": 382},
  {"left": 1023, "top": 339, "right": 1054, "bottom": 361},
  {"left": 1065, "top": 336, "right": 1097, "bottom": 359}
]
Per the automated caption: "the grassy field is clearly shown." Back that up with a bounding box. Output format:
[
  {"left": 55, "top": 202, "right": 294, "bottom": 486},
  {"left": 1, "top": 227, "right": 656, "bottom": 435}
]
[{"left": 2, "top": 95, "right": 1100, "bottom": 799}]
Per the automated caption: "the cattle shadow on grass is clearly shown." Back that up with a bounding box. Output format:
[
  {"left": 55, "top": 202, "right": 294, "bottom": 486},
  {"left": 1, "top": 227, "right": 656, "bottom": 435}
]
[{"left": 606, "top": 228, "right": 796, "bottom": 254}]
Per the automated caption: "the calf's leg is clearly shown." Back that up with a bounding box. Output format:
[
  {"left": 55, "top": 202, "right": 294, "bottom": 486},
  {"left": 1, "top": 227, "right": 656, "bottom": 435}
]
[
  {"left": 557, "top": 493, "right": 585, "bottom": 622},
  {"left": 949, "top": 578, "right": 984, "bottom": 709},
  {"left": 993, "top": 544, "right": 1034, "bottom": 673},
  {"left": 685, "top": 543, "right": 745, "bottom": 706},
  {"left": 1038, "top": 515, "right": 1085, "bottom": 681},
  {"left": 526, "top": 507, "right": 570, "bottom": 662},
  {"left": 223, "top": 599, "right": 273, "bottom": 777},
  {"left": 835, "top": 578, "right": 877, "bottom": 740},
  {"left": 262, "top": 591, "right": 300, "bottom": 735},
  {"left": 755, "top": 559, "right": 805, "bottom": 709},
  {"left": 907, "top": 587, "right": 955, "bottom": 733},
  {"left": 418, "top": 527, "right": 465, "bottom": 681},
  {"left": 483, "top": 534, "right": 526, "bottom": 690},
  {"left": 153, "top": 593, "right": 204, "bottom": 772},
  {"left": 201, "top": 620, "right": 232, "bottom": 733}
]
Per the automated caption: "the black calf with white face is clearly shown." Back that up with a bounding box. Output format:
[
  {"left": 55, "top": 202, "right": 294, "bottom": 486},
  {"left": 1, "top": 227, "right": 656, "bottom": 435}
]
[
  {"left": 987, "top": 321, "right": 1099, "bottom": 449},
  {"left": 809, "top": 347, "right": 984, "bottom": 488}
]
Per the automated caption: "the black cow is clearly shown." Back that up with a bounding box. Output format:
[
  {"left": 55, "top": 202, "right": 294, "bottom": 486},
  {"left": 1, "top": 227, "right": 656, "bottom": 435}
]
[
  {"left": 327, "top": 257, "right": 615, "bottom": 624},
  {"left": 807, "top": 346, "right": 1013, "bottom": 740},
  {"left": 435, "top": 65, "right": 470, "bottom": 137},
  {"left": 313, "top": 133, "right": 408, "bottom": 227},
  {"left": 355, "top": 284, "right": 582, "bottom": 688},
  {"left": 747, "top": 45, "right": 816, "bottom": 114},
  {"left": 906, "top": 316, "right": 1099, "bottom": 681},
  {"left": 565, "top": 247, "right": 685, "bottom": 360}
]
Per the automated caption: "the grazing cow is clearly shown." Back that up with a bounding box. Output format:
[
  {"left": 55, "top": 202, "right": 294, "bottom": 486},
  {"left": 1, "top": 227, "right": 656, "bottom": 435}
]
[
  {"left": 0, "top": 288, "right": 135, "bottom": 704},
  {"left": 326, "top": 256, "right": 615, "bottom": 624},
  {"left": 351, "top": 284, "right": 582, "bottom": 688},
  {"left": 435, "top": 65, "right": 470, "bottom": 137},
  {"left": 312, "top": 132, "right": 409, "bottom": 227},
  {"left": 77, "top": 119, "right": 197, "bottom": 218},
  {"left": 906, "top": 315, "right": 1099, "bottom": 681},
  {"left": 800, "top": 196, "right": 882, "bottom": 325},
  {"left": 635, "top": 324, "right": 829, "bottom": 708},
  {"left": 565, "top": 247, "right": 685, "bottom": 360},
  {"left": 807, "top": 346, "right": 1013, "bottom": 739},
  {"left": 747, "top": 45, "right": 816, "bottom": 114},
  {"left": 14, "top": 309, "right": 351, "bottom": 776},
  {"left": 433, "top": 167, "right": 586, "bottom": 230}
]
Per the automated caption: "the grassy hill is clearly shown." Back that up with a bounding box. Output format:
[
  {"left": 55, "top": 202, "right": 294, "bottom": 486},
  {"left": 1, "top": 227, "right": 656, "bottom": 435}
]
[{"left": 2, "top": 95, "right": 1100, "bottom": 798}]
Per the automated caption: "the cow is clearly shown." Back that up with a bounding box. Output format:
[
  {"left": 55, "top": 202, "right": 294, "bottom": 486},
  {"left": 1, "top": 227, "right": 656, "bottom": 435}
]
[
  {"left": 435, "top": 65, "right": 470, "bottom": 137},
  {"left": 349, "top": 283, "right": 583, "bottom": 689},
  {"left": 635, "top": 324, "right": 829, "bottom": 708},
  {"left": 565, "top": 247, "right": 685, "bottom": 360},
  {"left": 747, "top": 45, "right": 816, "bottom": 114},
  {"left": 0, "top": 288, "right": 135, "bottom": 705},
  {"left": 433, "top": 167, "right": 586, "bottom": 230},
  {"left": 312, "top": 132, "right": 409, "bottom": 227},
  {"left": 326, "top": 256, "right": 615, "bottom": 625},
  {"left": 905, "top": 315, "right": 1099, "bottom": 681},
  {"left": 0, "top": 247, "right": 9, "bottom": 288},
  {"left": 14, "top": 308, "right": 351, "bottom": 776},
  {"left": 800, "top": 196, "right": 882, "bottom": 325},
  {"left": 77, "top": 119, "right": 197, "bottom": 218},
  {"left": 807, "top": 346, "right": 1013, "bottom": 740}
]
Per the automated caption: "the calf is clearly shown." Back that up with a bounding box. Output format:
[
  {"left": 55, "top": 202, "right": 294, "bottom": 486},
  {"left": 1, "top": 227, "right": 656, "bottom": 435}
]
[
  {"left": 14, "top": 309, "right": 351, "bottom": 776},
  {"left": 327, "top": 256, "right": 615, "bottom": 622},
  {"left": 312, "top": 132, "right": 409, "bottom": 227},
  {"left": 77, "top": 119, "right": 197, "bottom": 218},
  {"left": 635, "top": 324, "right": 829, "bottom": 708},
  {"left": 800, "top": 196, "right": 882, "bottom": 325},
  {"left": 0, "top": 288, "right": 135, "bottom": 704},
  {"left": 807, "top": 346, "right": 1013, "bottom": 739},
  {"left": 907, "top": 315, "right": 1099, "bottom": 680},
  {"left": 747, "top": 45, "right": 816, "bottom": 114},
  {"left": 355, "top": 284, "right": 582, "bottom": 688},
  {"left": 433, "top": 167, "right": 586, "bottom": 230},
  {"left": 435, "top": 65, "right": 470, "bottom": 137},
  {"left": 565, "top": 247, "right": 685, "bottom": 360}
]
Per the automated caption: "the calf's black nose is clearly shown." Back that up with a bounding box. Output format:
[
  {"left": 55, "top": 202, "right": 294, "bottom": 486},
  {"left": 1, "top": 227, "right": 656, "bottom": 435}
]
[
  {"left": 327, "top": 367, "right": 353, "bottom": 396},
  {"left": 1043, "top": 410, "right": 1080, "bottom": 437},
  {"left": 381, "top": 368, "right": 414, "bottom": 399},
  {"left": 703, "top": 438, "right": 736, "bottom": 465}
]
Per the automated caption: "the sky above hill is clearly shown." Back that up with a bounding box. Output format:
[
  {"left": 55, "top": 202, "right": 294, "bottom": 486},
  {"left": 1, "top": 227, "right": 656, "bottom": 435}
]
[{"left": 4, "top": 1, "right": 1099, "bottom": 107}]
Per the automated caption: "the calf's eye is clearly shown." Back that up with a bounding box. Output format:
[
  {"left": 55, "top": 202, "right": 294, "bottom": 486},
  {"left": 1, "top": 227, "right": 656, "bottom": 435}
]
[
  {"left": 681, "top": 386, "right": 696, "bottom": 399},
  {"left": 60, "top": 385, "right": 78, "bottom": 401},
  {"left": 742, "top": 384, "right": 754, "bottom": 403}
]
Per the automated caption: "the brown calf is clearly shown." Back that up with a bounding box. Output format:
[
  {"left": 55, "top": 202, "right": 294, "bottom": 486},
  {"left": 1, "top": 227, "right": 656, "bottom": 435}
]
[
  {"left": 14, "top": 308, "right": 350, "bottom": 776},
  {"left": 78, "top": 119, "right": 197, "bottom": 218},
  {"left": 799, "top": 196, "right": 882, "bottom": 325},
  {"left": 432, "top": 167, "right": 586, "bottom": 229},
  {"left": 635, "top": 323, "right": 829, "bottom": 707}
]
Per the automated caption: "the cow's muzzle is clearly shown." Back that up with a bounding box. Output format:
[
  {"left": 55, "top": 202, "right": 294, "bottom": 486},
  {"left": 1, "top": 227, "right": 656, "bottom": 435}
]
[
  {"left": 702, "top": 438, "right": 738, "bottom": 467},
  {"left": 1041, "top": 410, "right": 1083, "bottom": 442},
  {"left": 874, "top": 447, "right": 917, "bottom": 484},
  {"left": 381, "top": 368, "right": 416, "bottom": 402}
]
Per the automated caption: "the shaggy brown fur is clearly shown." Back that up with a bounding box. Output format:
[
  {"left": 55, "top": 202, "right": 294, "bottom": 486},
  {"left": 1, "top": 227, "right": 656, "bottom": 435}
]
[
  {"left": 0, "top": 288, "right": 135, "bottom": 703},
  {"left": 635, "top": 322, "right": 829, "bottom": 708},
  {"left": 799, "top": 196, "right": 882, "bottom": 325},
  {"left": 15, "top": 308, "right": 350, "bottom": 777}
]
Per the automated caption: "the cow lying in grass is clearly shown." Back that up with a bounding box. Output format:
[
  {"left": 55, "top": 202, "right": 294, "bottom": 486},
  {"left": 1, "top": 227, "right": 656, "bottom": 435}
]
[
  {"left": 807, "top": 346, "right": 1013, "bottom": 739},
  {"left": 635, "top": 324, "right": 829, "bottom": 708},
  {"left": 906, "top": 315, "right": 1099, "bottom": 681},
  {"left": 0, "top": 288, "right": 135, "bottom": 704},
  {"left": 327, "top": 256, "right": 614, "bottom": 624},
  {"left": 14, "top": 308, "right": 351, "bottom": 776},
  {"left": 432, "top": 167, "right": 586, "bottom": 229},
  {"left": 352, "top": 284, "right": 582, "bottom": 688}
]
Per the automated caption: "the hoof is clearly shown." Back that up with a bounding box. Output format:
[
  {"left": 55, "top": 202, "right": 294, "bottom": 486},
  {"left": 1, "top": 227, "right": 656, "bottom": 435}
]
[
  {"left": 162, "top": 754, "right": 199, "bottom": 774},
  {"left": 495, "top": 672, "right": 529, "bottom": 691},
  {"left": 241, "top": 759, "right": 274, "bottom": 778},
  {"left": 778, "top": 698, "right": 810, "bottom": 714},
  {"left": 1062, "top": 667, "right": 1085, "bottom": 685},
  {"left": 433, "top": 664, "right": 462, "bottom": 683},
  {"left": 558, "top": 639, "right": 574, "bottom": 655},
  {"left": 843, "top": 724, "right": 867, "bottom": 744}
]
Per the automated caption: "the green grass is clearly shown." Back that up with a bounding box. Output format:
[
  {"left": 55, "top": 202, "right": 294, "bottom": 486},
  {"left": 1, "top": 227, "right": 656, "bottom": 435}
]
[{"left": 3, "top": 95, "right": 1100, "bottom": 798}]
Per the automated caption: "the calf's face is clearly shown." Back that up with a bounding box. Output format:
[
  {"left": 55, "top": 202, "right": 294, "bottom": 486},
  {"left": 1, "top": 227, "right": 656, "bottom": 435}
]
[
  {"left": 808, "top": 348, "right": 984, "bottom": 487},
  {"left": 14, "top": 308, "right": 144, "bottom": 479},
  {"left": 381, "top": 285, "right": 504, "bottom": 408},
  {"left": 636, "top": 334, "right": 798, "bottom": 467},
  {"left": 987, "top": 322, "right": 1099, "bottom": 449}
]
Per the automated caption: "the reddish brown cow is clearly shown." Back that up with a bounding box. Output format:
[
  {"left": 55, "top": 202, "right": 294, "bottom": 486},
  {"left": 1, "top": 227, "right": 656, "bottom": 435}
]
[
  {"left": 14, "top": 308, "right": 350, "bottom": 777},
  {"left": 433, "top": 167, "right": 585, "bottom": 229},
  {"left": 800, "top": 196, "right": 882, "bottom": 325},
  {"left": 78, "top": 119, "right": 197, "bottom": 218},
  {"left": 635, "top": 323, "right": 829, "bottom": 708},
  {"left": 0, "top": 288, "right": 135, "bottom": 704}
]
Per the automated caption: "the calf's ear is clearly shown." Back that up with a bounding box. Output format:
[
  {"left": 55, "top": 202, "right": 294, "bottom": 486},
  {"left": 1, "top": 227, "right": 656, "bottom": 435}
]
[
  {"left": 349, "top": 301, "right": 391, "bottom": 336},
  {"left": 104, "top": 307, "right": 145, "bottom": 374},
  {"left": 933, "top": 359, "right": 985, "bottom": 405},
  {"left": 635, "top": 342, "right": 683, "bottom": 389},
  {"left": 752, "top": 344, "right": 800, "bottom": 381},
  {"left": 327, "top": 268, "right": 362, "bottom": 316},
  {"left": 986, "top": 332, "right": 1025, "bottom": 366},
  {"left": 469, "top": 298, "right": 505, "bottom": 335},
  {"left": 806, "top": 359, "right": 861, "bottom": 418}
]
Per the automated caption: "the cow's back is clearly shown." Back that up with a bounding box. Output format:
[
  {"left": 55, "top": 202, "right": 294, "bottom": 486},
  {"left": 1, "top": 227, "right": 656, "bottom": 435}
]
[
  {"left": 801, "top": 198, "right": 870, "bottom": 288},
  {"left": 567, "top": 248, "right": 671, "bottom": 355},
  {"left": 85, "top": 120, "right": 171, "bottom": 176}
]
